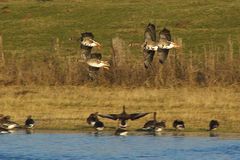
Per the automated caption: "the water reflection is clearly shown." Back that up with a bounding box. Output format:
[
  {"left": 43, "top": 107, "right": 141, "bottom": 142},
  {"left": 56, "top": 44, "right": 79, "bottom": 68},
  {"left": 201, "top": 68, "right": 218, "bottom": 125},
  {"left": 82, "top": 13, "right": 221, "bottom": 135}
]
[
  {"left": 0, "top": 131, "right": 240, "bottom": 160},
  {"left": 25, "top": 129, "right": 34, "bottom": 134}
]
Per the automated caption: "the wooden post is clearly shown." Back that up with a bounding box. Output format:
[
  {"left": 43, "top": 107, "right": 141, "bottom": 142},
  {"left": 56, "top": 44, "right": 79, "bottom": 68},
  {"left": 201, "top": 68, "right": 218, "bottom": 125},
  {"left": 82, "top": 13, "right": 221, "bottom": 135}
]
[
  {"left": 53, "top": 37, "right": 60, "bottom": 55},
  {"left": 227, "top": 35, "right": 233, "bottom": 83},
  {"left": 0, "top": 35, "right": 5, "bottom": 66}
]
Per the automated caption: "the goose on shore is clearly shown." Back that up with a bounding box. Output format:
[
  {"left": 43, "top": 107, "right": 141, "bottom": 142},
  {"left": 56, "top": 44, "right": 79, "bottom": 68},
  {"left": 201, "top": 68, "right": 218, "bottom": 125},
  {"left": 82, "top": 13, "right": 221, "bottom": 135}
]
[
  {"left": 86, "top": 112, "right": 104, "bottom": 131},
  {"left": 0, "top": 116, "right": 20, "bottom": 130},
  {"left": 142, "top": 112, "right": 166, "bottom": 132},
  {"left": 0, "top": 127, "right": 12, "bottom": 134},
  {"left": 115, "top": 127, "right": 128, "bottom": 136},
  {"left": 94, "top": 121, "right": 104, "bottom": 131},
  {"left": 25, "top": 115, "right": 35, "bottom": 129},
  {"left": 173, "top": 119, "right": 185, "bottom": 130},
  {"left": 209, "top": 120, "right": 219, "bottom": 131},
  {"left": 99, "top": 105, "right": 151, "bottom": 128}
]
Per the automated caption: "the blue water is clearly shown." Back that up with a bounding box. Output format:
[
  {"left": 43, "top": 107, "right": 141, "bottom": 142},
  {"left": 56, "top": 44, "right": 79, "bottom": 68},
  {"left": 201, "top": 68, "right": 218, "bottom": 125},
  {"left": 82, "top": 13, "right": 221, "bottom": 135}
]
[{"left": 0, "top": 131, "right": 240, "bottom": 160}]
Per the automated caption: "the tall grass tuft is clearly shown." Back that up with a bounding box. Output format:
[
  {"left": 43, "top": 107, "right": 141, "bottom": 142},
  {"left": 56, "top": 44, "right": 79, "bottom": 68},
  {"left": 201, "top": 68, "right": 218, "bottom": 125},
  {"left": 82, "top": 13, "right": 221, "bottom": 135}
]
[{"left": 0, "top": 36, "right": 240, "bottom": 87}]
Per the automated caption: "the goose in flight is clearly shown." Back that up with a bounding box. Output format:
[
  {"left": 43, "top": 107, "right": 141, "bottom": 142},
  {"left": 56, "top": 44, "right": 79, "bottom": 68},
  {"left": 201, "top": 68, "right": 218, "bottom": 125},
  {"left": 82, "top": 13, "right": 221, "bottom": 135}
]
[
  {"left": 80, "top": 33, "right": 110, "bottom": 75},
  {"left": 98, "top": 105, "right": 151, "bottom": 128},
  {"left": 143, "top": 23, "right": 180, "bottom": 68}
]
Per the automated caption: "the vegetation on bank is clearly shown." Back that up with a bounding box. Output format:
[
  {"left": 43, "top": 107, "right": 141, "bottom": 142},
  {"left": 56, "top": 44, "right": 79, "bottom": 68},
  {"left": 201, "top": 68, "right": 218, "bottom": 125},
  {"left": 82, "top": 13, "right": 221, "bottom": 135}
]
[
  {"left": 0, "top": 1, "right": 240, "bottom": 132},
  {"left": 0, "top": 86, "right": 240, "bottom": 132}
]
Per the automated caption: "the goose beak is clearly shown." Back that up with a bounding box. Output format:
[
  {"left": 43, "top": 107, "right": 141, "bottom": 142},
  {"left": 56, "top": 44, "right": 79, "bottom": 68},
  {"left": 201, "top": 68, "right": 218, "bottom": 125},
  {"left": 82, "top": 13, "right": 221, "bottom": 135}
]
[
  {"left": 96, "top": 43, "right": 102, "bottom": 50},
  {"left": 171, "top": 42, "right": 181, "bottom": 48}
]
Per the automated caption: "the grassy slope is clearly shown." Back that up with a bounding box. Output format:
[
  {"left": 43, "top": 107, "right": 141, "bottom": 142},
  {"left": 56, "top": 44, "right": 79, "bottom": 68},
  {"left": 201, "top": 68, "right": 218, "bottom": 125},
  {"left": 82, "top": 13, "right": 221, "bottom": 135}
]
[
  {"left": 1, "top": 86, "right": 240, "bottom": 132},
  {"left": 0, "top": 0, "right": 240, "bottom": 55}
]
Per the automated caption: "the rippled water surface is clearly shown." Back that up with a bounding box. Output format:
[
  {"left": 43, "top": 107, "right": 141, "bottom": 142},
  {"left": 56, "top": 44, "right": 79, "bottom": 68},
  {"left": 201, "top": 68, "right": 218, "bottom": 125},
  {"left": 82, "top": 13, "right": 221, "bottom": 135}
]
[{"left": 0, "top": 131, "right": 240, "bottom": 160}]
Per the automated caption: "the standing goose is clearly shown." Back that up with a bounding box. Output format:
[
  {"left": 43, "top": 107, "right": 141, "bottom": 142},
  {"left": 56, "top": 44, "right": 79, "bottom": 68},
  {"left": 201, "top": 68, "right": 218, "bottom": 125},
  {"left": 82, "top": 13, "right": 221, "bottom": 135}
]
[
  {"left": 115, "top": 127, "right": 128, "bottom": 136},
  {"left": 1, "top": 116, "right": 20, "bottom": 130},
  {"left": 209, "top": 120, "right": 219, "bottom": 131},
  {"left": 86, "top": 112, "right": 104, "bottom": 131},
  {"left": 0, "top": 127, "right": 12, "bottom": 134},
  {"left": 142, "top": 112, "right": 166, "bottom": 132},
  {"left": 25, "top": 115, "right": 35, "bottom": 129},
  {"left": 98, "top": 105, "right": 151, "bottom": 128},
  {"left": 173, "top": 119, "right": 185, "bottom": 130}
]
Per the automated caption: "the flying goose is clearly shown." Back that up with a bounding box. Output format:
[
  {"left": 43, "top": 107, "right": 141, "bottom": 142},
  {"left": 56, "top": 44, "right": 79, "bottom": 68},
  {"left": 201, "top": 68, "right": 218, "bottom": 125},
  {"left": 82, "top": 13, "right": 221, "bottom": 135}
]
[
  {"left": 173, "top": 119, "right": 185, "bottom": 130},
  {"left": 98, "top": 105, "right": 151, "bottom": 128},
  {"left": 143, "top": 23, "right": 180, "bottom": 67},
  {"left": 143, "top": 23, "right": 157, "bottom": 69},
  {"left": 209, "top": 120, "right": 219, "bottom": 131},
  {"left": 80, "top": 32, "right": 110, "bottom": 79},
  {"left": 86, "top": 58, "right": 110, "bottom": 70},
  {"left": 86, "top": 112, "right": 104, "bottom": 131},
  {"left": 157, "top": 28, "right": 179, "bottom": 64},
  {"left": 25, "top": 115, "right": 35, "bottom": 129},
  {"left": 80, "top": 32, "right": 101, "bottom": 49},
  {"left": 142, "top": 112, "right": 166, "bottom": 132}
]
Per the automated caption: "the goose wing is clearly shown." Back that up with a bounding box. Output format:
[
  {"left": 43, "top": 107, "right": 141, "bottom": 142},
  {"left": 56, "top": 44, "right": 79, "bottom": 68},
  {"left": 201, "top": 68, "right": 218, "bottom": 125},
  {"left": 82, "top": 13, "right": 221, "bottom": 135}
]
[
  {"left": 143, "top": 23, "right": 157, "bottom": 68},
  {"left": 80, "top": 32, "right": 94, "bottom": 59},
  {"left": 159, "top": 27, "right": 171, "bottom": 41},
  {"left": 129, "top": 112, "right": 151, "bottom": 120},
  {"left": 98, "top": 114, "right": 119, "bottom": 120},
  {"left": 144, "top": 23, "right": 156, "bottom": 42},
  {"left": 157, "top": 28, "right": 171, "bottom": 64},
  {"left": 87, "top": 53, "right": 102, "bottom": 71}
]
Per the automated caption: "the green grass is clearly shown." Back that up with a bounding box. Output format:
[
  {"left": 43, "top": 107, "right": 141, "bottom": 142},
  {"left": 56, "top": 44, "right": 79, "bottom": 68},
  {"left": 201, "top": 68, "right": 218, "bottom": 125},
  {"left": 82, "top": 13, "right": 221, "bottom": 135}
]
[{"left": 0, "top": 0, "right": 240, "bottom": 55}]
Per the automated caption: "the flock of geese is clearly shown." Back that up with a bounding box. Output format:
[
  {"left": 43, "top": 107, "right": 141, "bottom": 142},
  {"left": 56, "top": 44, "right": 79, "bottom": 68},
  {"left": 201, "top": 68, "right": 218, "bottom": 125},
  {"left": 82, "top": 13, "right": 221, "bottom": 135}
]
[
  {"left": 0, "top": 115, "right": 35, "bottom": 134},
  {"left": 1, "top": 24, "right": 219, "bottom": 135},
  {"left": 79, "top": 23, "right": 181, "bottom": 78},
  {"left": 0, "top": 108, "right": 219, "bottom": 136},
  {"left": 87, "top": 106, "right": 220, "bottom": 136}
]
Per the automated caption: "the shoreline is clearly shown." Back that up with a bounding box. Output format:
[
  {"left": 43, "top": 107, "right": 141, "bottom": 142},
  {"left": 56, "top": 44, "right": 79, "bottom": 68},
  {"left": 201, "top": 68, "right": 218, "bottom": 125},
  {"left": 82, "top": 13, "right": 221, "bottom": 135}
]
[{"left": 1, "top": 86, "right": 240, "bottom": 133}]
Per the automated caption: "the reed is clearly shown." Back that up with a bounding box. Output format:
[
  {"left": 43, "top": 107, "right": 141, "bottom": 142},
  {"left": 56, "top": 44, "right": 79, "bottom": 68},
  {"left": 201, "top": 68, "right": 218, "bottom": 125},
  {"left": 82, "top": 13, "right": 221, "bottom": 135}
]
[{"left": 1, "top": 36, "right": 240, "bottom": 87}]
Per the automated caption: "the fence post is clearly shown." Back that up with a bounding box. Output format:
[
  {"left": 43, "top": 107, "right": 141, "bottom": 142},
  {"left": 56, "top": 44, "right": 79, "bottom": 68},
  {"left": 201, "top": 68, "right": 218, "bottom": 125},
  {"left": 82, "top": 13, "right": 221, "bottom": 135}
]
[{"left": 0, "top": 35, "right": 5, "bottom": 66}]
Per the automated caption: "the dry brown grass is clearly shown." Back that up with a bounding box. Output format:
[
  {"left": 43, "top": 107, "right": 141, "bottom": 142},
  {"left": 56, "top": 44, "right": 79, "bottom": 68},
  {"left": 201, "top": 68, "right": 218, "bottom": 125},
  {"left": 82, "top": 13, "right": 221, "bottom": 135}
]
[
  {"left": 0, "top": 86, "right": 240, "bottom": 132},
  {"left": 0, "top": 36, "right": 240, "bottom": 87}
]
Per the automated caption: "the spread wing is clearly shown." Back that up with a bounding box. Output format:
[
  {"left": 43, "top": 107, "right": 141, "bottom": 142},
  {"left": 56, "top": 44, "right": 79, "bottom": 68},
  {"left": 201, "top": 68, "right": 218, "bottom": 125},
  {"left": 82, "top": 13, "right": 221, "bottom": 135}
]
[
  {"left": 158, "top": 28, "right": 171, "bottom": 64},
  {"left": 88, "top": 53, "right": 102, "bottom": 72},
  {"left": 98, "top": 114, "right": 119, "bottom": 120},
  {"left": 144, "top": 23, "right": 156, "bottom": 42},
  {"left": 129, "top": 112, "right": 151, "bottom": 120},
  {"left": 159, "top": 27, "right": 171, "bottom": 41},
  {"left": 143, "top": 23, "right": 157, "bottom": 68},
  {"left": 80, "top": 32, "right": 94, "bottom": 59}
]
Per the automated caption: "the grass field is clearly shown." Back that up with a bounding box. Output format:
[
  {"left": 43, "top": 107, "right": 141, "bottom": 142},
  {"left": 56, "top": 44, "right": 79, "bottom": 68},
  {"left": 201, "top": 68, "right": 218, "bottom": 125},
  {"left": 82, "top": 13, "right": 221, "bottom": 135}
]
[
  {"left": 0, "top": 86, "right": 240, "bottom": 132},
  {"left": 0, "top": 0, "right": 240, "bottom": 55}
]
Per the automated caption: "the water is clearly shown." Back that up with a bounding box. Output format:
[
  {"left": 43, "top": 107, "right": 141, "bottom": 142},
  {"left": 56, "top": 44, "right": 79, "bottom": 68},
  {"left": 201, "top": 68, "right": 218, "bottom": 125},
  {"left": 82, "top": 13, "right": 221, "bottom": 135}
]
[{"left": 0, "top": 131, "right": 240, "bottom": 160}]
